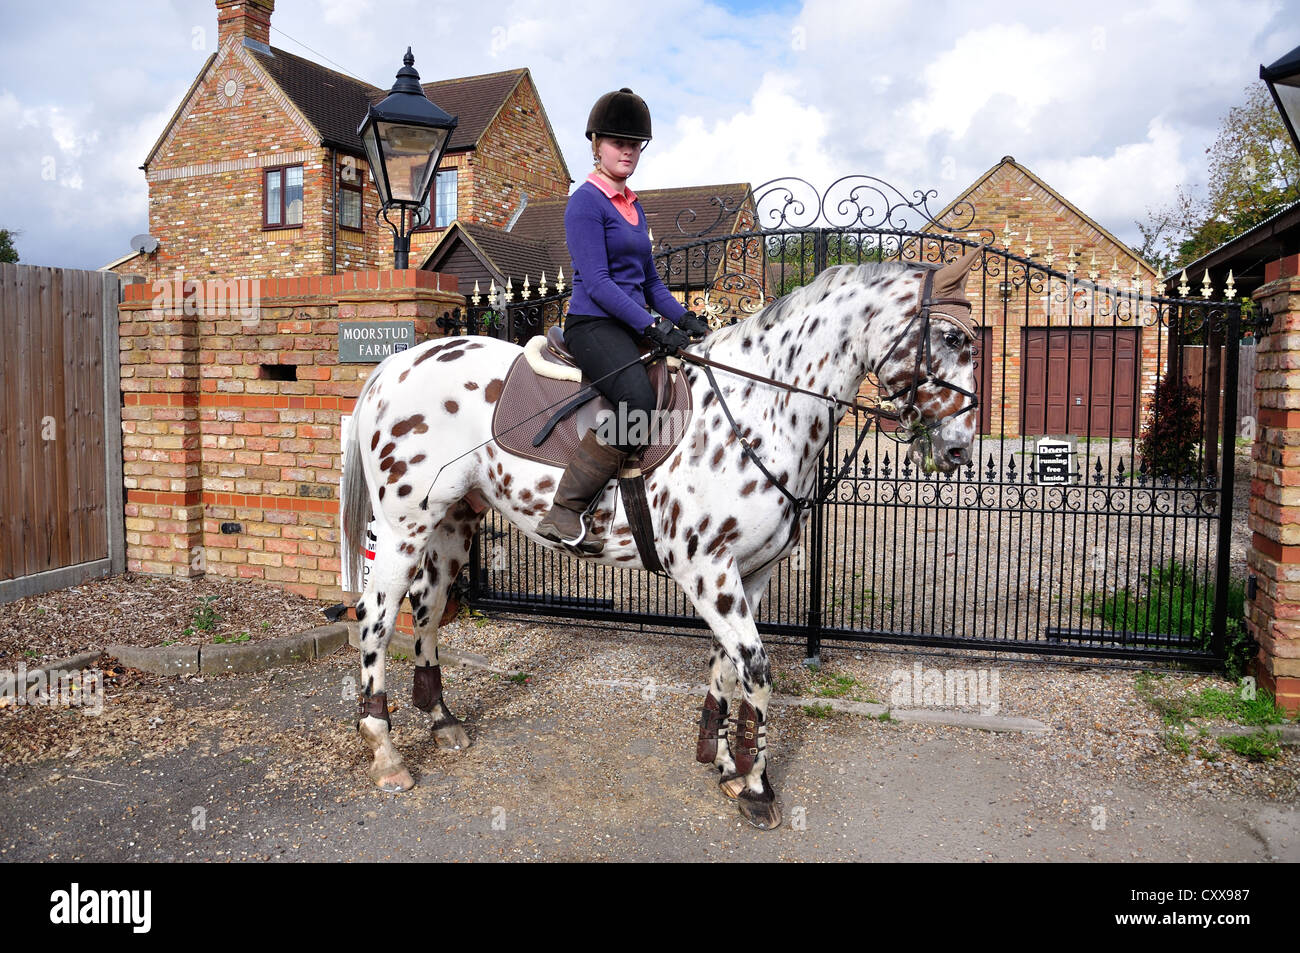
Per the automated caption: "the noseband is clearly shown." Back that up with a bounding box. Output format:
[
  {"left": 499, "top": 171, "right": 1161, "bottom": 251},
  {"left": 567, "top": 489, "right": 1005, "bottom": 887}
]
[{"left": 874, "top": 268, "right": 980, "bottom": 444}]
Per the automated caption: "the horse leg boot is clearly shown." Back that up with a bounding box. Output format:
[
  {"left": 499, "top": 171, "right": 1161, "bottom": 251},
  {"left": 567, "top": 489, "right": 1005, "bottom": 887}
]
[
  {"left": 719, "top": 697, "right": 779, "bottom": 829},
  {"left": 697, "top": 640, "right": 739, "bottom": 775},
  {"left": 535, "top": 430, "right": 627, "bottom": 555}
]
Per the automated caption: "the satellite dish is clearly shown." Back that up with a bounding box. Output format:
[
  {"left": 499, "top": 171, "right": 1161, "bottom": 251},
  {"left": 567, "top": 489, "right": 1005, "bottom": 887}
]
[{"left": 130, "top": 233, "right": 160, "bottom": 254}]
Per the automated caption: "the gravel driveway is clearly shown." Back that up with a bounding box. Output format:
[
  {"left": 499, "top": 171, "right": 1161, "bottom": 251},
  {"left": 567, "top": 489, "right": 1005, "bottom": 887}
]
[{"left": 1, "top": 614, "right": 1294, "bottom": 862}]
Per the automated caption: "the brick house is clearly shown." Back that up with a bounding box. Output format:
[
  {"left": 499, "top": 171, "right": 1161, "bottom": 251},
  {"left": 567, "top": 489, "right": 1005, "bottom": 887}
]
[
  {"left": 926, "top": 156, "right": 1159, "bottom": 438},
  {"left": 106, "top": 0, "right": 570, "bottom": 283}
]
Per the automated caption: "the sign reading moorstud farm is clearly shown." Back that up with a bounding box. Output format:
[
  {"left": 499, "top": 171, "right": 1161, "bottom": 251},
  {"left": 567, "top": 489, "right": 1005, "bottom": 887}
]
[
  {"left": 339, "top": 321, "right": 415, "bottom": 362},
  {"left": 1035, "top": 438, "right": 1073, "bottom": 485}
]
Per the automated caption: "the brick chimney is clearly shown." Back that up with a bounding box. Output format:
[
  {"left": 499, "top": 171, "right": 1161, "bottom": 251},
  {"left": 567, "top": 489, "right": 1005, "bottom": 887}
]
[{"left": 217, "top": 0, "right": 274, "bottom": 48}]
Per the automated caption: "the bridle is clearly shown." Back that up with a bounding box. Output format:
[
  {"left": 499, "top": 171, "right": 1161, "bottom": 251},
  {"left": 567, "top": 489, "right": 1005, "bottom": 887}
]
[
  {"left": 680, "top": 264, "right": 981, "bottom": 514},
  {"left": 871, "top": 267, "right": 980, "bottom": 443}
]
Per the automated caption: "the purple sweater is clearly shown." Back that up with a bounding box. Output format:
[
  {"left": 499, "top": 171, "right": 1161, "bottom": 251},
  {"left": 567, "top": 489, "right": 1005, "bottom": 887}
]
[{"left": 565, "top": 181, "right": 687, "bottom": 334}]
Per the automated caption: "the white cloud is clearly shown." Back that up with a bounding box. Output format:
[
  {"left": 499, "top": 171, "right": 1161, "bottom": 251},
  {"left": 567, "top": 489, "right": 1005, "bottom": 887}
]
[
  {"left": 1035, "top": 119, "right": 1188, "bottom": 243},
  {"left": 906, "top": 24, "right": 1076, "bottom": 141},
  {"left": 648, "top": 72, "right": 836, "bottom": 197}
]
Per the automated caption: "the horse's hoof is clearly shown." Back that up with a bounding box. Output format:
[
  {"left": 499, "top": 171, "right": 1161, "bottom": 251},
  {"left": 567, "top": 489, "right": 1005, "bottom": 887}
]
[
  {"left": 737, "top": 793, "right": 782, "bottom": 831},
  {"left": 369, "top": 765, "right": 415, "bottom": 792},
  {"left": 433, "top": 722, "right": 470, "bottom": 750}
]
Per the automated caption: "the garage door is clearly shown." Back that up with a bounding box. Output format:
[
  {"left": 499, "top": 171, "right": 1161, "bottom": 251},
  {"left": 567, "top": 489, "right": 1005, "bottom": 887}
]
[{"left": 1022, "top": 328, "right": 1138, "bottom": 437}]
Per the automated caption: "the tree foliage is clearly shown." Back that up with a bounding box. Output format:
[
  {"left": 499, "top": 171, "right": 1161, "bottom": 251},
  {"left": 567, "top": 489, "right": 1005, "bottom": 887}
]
[
  {"left": 1138, "top": 82, "right": 1300, "bottom": 272},
  {"left": 0, "top": 228, "right": 18, "bottom": 264}
]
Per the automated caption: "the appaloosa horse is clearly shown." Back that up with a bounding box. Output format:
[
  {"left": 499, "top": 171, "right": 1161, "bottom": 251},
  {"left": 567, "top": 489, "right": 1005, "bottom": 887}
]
[{"left": 341, "top": 247, "right": 982, "bottom": 829}]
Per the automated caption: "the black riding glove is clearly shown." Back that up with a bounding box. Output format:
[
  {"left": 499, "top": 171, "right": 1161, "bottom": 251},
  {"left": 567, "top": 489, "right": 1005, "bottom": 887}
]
[
  {"left": 642, "top": 316, "right": 692, "bottom": 355},
  {"left": 677, "top": 311, "right": 710, "bottom": 340}
]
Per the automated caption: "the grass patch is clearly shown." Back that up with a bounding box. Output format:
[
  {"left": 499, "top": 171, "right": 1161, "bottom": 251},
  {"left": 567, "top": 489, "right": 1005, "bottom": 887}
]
[
  {"left": 183, "top": 595, "right": 221, "bottom": 639},
  {"left": 801, "top": 703, "right": 834, "bottom": 719},
  {"left": 212, "top": 631, "right": 250, "bottom": 644},
  {"left": 1085, "top": 560, "right": 1253, "bottom": 679},
  {"left": 1219, "top": 731, "right": 1283, "bottom": 762},
  {"left": 1161, "top": 728, "right": 1191, "bottom": 756},
  {"left": 1135, "top": 673, "right": 1287, "bottom": 729}
]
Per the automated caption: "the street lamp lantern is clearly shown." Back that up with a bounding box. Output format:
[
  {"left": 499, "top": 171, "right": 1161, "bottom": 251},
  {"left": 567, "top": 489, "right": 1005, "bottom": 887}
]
[
  {"left": 357, "top": 47, "right": 458, "bottom": 268},
  {"left": 1261, "top": 42, "right": 1300, "bottom": 157}
]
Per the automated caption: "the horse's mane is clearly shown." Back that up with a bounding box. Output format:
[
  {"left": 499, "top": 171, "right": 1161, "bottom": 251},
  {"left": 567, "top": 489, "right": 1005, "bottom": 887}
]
[{"left": 707, "top": 260, "right": 928, "bottom": 345}]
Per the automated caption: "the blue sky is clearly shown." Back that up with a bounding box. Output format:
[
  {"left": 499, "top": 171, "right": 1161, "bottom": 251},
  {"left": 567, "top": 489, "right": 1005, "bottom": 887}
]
[{"left": 1, "top": 0, "right": 1298, "bottom": 270}]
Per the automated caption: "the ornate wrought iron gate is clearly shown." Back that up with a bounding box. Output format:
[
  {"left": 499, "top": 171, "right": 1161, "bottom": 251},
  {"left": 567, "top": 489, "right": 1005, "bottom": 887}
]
[{"left": 452, "top": 178, "right": 1250, "bottom": 666}]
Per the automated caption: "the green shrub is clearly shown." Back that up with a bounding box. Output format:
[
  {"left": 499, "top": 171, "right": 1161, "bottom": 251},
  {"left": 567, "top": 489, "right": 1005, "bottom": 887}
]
[{"left": 1138, "top": 374, "right": 1201, "bottom": 479}]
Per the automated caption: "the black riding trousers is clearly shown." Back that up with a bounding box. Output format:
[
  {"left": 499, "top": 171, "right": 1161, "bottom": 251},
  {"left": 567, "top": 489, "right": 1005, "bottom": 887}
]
[{"left": 563, "top": 314, "right": 655, "bottom": 455}]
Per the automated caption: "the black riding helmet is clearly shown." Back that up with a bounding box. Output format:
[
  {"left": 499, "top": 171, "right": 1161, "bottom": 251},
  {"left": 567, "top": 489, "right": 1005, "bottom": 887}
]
[{"left": 585, "top": 88, "right": 652, "bottom": 145}]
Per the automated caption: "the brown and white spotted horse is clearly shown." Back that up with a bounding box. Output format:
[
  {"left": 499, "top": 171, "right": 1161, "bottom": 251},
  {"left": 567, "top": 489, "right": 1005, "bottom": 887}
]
[{"left": 341, "top": 247, "right": 982, "bottom": 829}]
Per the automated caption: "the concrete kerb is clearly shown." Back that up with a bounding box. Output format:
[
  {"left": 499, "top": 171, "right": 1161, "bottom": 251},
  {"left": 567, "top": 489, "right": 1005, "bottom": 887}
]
[
  {"left": 584, "top": 675, "right": 1052, "bottom": 733},
  {"left": 0, "top": 650, "right": 104, "bottom": 696},
  {"left": 104, "top": 623, "right": 349, "bottom": 677}
]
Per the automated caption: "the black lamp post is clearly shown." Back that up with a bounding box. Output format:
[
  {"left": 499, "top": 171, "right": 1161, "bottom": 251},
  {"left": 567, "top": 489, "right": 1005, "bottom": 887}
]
[
  {"left": 358, "top": 48, "right": 458, "bottom": 269},
  {"left": 1261, "top": 42, "right": 1300, "bottom": 157}
]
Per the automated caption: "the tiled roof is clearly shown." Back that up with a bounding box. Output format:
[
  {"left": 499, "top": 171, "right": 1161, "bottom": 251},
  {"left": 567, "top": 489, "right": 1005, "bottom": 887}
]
[
  {"left": 419, "top": 70, "right": 529, "bottom": 153},
  {"left": 460, "top": 222, "right": 560, "bottom": 282},
  {"left": 247, "top": 45, "right": 380, "bottom": 155},
  {"left": 248, "top": 45, "right": 527, "bottom": 156}
]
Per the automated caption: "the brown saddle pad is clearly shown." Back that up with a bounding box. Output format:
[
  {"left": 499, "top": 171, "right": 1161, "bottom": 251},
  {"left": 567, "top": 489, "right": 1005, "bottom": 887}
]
[{"left": 491, "top": 334, "right": 693, "bottom": 472}]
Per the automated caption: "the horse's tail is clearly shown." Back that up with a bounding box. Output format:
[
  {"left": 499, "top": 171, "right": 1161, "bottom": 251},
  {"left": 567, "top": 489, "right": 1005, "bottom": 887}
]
[{"left": 342, "top": 365, "right": 382, "bottom": 592}]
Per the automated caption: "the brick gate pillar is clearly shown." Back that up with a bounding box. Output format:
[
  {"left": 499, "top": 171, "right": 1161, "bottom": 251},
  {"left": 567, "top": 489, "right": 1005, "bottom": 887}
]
[
  {"left": 1246, "top": 253, "right": 1300, "bottom": 714},
  {"left": 119, "top": 280, "right": 204, "bottom": 576}
]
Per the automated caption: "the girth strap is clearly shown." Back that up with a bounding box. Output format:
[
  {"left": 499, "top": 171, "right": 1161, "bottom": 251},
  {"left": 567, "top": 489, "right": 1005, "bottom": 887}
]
[{"left": 617, "top": 463, "right": 663, "bottom": 572}]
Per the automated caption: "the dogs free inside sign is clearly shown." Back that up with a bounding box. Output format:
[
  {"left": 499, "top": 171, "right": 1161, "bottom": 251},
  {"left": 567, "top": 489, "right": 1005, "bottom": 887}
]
[{"left": 1035, "top": 438, "right": 1072, "bottom": 484}]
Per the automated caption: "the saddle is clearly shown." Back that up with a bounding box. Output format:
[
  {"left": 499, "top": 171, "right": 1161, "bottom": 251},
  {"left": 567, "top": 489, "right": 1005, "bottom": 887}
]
[{"left": 491, "top": 326, "right": 693, "bottom": 472}]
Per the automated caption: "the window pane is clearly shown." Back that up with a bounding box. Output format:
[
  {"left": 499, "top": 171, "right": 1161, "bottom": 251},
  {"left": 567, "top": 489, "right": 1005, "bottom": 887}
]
[
  {"left": 435, "top": 169, "right": 457, "bottom": 228},
  {"left": 266, "top": 170, "right": 281, "bottom": 225},
  {"left": 340, "top": 189, "right": 361, "bottom": 230},
  {"left": 285, "top": 166, "right": 303, "bottom": 226}
]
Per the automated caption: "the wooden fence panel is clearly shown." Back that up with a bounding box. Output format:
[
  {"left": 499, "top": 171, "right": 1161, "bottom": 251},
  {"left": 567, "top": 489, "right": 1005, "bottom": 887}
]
[
  {"left": 0, "top": 263, "right": 124, "bottom": 601},
  {"left": 1238, "top": 344, "right": 1257, "bottom": 431}
]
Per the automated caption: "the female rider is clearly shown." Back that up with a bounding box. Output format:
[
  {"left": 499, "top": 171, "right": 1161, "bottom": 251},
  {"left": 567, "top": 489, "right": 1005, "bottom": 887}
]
[{"left": 536, "top": 88, "right": 709, "bottom": 554}]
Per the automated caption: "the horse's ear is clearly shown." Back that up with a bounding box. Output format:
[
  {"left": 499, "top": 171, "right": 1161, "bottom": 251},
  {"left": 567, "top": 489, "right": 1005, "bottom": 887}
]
[{"left": 933, "top": 246, "right": 983, "bottom": 298}]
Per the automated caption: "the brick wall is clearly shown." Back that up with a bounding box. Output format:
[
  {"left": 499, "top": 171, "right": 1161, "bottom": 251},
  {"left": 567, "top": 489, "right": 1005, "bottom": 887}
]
[
  {"left": 119, "top": 269, "right": 463, "bottom": 614},
  {"left": 461, "top": 75, "right": 570, "bottom": 229},
  {"left": 1246, "top": 253, "right": 1300, "bottom": 714}
]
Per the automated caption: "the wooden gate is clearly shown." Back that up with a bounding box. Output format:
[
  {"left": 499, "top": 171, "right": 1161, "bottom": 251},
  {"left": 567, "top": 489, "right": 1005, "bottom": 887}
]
[{"left": 0, "top": 264, "right": 126, "bottom": 601}]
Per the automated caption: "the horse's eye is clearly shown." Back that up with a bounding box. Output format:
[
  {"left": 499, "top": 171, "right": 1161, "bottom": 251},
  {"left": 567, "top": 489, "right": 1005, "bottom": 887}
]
[{"left": 944, "top": 331, "right": 963, "bottom": 349}]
